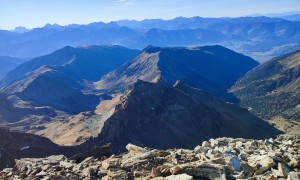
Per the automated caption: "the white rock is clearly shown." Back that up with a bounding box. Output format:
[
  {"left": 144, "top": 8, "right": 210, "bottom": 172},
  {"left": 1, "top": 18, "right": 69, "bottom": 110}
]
[
  {"left": 126, "top": 143, "right": 148, "bottom": 156},
  {"left": 194, "top": 145, "right": 207, "bottom": 154},
  {"left": 164, "top": 173, "right": 193, "bottom": 180},
  {"left": 202, "top": 141, "right": 211, "bottom": 147}
]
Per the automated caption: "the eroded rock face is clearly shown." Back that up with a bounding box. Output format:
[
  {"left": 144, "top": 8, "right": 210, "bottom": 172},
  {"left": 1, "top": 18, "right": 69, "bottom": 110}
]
[{"left": 1, "top": 134, "right": 299, "bottom": 179}]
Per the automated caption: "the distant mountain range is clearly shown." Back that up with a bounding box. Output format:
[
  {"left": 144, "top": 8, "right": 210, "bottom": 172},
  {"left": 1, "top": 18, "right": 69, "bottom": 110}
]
[
  {"left": 0, "top": 56, "right": 26, "bottom": 80},
  {"left": 279, "top": 14, "right": 300, "bottom": 21},
  {"left": 0, "top": 45, "right": 138, "bottom": 87},
  {"left": 0, "top": 16, "right": 299, "bottom": 62}
]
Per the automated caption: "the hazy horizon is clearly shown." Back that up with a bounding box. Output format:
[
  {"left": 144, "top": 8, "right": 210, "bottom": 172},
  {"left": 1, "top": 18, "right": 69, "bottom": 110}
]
[{"left": 1, "top": 0, "right": 300, "bottom": 30}]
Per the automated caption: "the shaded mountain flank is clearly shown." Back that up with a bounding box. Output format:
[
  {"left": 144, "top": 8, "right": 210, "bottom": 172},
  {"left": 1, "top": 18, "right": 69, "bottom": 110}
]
[
  {"left": 0, "top": 45, "right": 139, "bottom": 88},
  {"left": 0, "top": 128, "right": 112, "bottom": 170},
  {"left": 230, "top": 50, "right": 300, "bottom": 121},
  {"left": 96, "top": 45, "right": 259, "bottom": 102},
  {"left": 0, "top": 56, "right": 26, "bottom": 80},
  {"left": 0, "top": 93, "right": 56, "bottom": 123},
  {"left": 2, "top": 66, "right": 100, "bottom": 114},
  {"left": 0, "top": 128, "right": 65, "bottom": 169},
  {"left": 86, "top": 80, "right": 281, "bottom": 153}
]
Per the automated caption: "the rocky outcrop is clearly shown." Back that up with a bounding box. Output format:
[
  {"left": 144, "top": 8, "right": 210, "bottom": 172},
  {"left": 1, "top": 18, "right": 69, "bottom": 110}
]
[{"left": 1, "top": 134, "right": 299, "bottom": 179}]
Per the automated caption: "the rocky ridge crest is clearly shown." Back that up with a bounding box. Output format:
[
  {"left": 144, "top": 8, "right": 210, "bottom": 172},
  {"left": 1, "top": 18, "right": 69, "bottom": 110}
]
[{"left": 1, "top": 134, "right": 299, "bottom": 180}]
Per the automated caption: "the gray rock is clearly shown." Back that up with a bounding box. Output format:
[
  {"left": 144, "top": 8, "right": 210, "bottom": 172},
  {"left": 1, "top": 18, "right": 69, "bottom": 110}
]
[
  {"left": 194, "top": 145, "right": 207, "bottom": 154},
  {"left": 59, "top": 161, "right": 74, "bottom": 169},
  {"left": 278, "top": 162, "right": 290, "bottom": 177},
  {"left": 1, "top": 134, "right": 299, "bottom": 180},
  {"left": 287, "top": 172, "right": 300, "bottom": 180},
  {"left": 224, "top": 151, "right": 241, "bottom": 172},
  {"left": 227, "top": 156, "right": 241, "bottom": 172},
  {"left": 107, "top": 168, "right": 127, "bottom": 179}
]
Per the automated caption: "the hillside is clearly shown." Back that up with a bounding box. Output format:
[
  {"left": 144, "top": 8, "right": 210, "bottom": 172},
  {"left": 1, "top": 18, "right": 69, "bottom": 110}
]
[
  {"left": 230, "top": 50, "right": 300, "bottom": 121},
  {"left": 2, "top": 66, "right": 100, "bottom": 114},
  {"left": 0, "top": 93, "right": 56, "bottom": 123},
  {"left": 96, "top": 45, "right": 258, "bottom": 102}
]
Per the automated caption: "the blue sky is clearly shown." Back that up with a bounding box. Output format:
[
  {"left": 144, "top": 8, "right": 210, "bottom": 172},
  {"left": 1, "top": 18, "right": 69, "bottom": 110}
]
[{"left": 1, "top": 0, "right": 300, "bottom": 30}]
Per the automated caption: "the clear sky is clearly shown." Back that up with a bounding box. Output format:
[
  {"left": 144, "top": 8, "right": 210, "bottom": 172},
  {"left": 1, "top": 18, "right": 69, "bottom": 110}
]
[{"left": 1, "top": 0, "right": 300, "bottom": 30}]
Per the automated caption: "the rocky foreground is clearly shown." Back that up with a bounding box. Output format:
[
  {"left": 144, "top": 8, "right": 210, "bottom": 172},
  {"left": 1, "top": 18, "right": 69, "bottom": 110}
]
[{"left": 1, "top": 134, "right": 299, "bottom": 180}]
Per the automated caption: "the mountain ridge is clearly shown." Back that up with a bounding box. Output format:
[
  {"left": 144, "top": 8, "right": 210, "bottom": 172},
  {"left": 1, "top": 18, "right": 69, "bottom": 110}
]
[
  {"left": 96, "top": 45, "right": 258, "bottom": 102},
  {"left": 1, "top": 16, "right": 299, "bottom": 61},
  {"left": 0, "top": 45, "right": 139, "bottom": 89}
]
